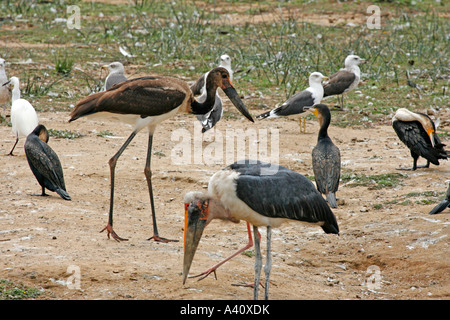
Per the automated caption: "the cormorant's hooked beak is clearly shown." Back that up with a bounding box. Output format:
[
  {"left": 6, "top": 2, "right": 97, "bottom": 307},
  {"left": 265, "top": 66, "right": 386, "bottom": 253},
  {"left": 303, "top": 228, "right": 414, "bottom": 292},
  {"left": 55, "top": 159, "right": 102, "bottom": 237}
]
[
  {"left": 303, "top": 106, "right": 319, "bottom": 117},
  {"left": 427, "top": 128, "right": 435, "bottom": 147},
  {"left": 183, "top": 200, "right": 209, "bottom": 285},
  {"left": 221, "top": 79, "right": 254, "bottom": 123}
]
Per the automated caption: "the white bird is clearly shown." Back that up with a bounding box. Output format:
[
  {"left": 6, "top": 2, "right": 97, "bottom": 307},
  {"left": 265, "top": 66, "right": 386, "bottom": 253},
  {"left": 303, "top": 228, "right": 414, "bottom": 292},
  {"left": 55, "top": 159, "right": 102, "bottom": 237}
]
[
  {"left": 257, "top": 72, "right": 328, "bottom": 133},
  {"left": 102, "top": 62, "right": 128, "bottom": 90},
  {"left": 3, "top": 76, "right": 38, "bottom": 155},
  {"left": 0, "top": 58, "right": 11, "bottom": 111},
  {"left": 323, "top": 55, "right": 365, "bottom": 109},
  {"left": 191, "top": 54, "right": 234, "bottom": 132}
]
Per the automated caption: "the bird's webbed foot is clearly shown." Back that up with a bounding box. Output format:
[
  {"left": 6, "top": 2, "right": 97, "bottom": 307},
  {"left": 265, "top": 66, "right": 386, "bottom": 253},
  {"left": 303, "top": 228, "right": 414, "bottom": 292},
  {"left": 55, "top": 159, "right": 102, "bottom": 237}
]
[
  {"left": 147, "top": 235, "right": 179, "bottom": 243},
  {"left": 189, "top": 268, "right": 218, "bottom": 282},
  {"left": 100, "top": 223, "right": 128, "bottom": 242}
]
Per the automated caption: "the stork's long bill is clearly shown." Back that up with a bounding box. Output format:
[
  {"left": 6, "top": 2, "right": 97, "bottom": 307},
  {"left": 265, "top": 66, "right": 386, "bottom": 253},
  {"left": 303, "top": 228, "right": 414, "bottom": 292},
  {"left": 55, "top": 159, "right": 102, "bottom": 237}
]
[
  {"left": 220, "top": 78, "right": 254, "bottom": 123},
  {"left": 183, "top": 200, "right": 210, "bottom": 285}
]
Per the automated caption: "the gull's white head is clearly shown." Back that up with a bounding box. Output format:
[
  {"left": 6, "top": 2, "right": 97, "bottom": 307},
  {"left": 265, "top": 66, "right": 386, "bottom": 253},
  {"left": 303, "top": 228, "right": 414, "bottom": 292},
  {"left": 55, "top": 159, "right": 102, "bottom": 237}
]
[
  {"left": 344, "top": 55, "right": 365, "bottom": 68},
  {"left": 309, "top": 72, "right": 328, "bottom": 85},
  {"left": 102, "top": 62, "right": 125, "bottom": 74},
  {"left": 219, "top": 54, "right": 231, "bottom": 68}
]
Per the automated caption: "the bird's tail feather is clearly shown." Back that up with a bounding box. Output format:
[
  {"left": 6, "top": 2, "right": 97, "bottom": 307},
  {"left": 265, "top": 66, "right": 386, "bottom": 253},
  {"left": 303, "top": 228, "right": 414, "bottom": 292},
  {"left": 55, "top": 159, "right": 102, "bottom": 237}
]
[
  {"left": 321, "top": 222, "right": 339, "bottom": 235},
  {"left": 69, "top": 92, "right": 103, "bottom": 122},
  {"left": 256, "top": 111, "right": 271, "bottom": 119},
  {"left": 326, "top": 192, "right": 337, "bottom": 208},
  {"left": 56, "top": 188, "right": 71, "bottom": 201},
  {"left": 428, "top": 200, "right": 449, "bottom": 215}
]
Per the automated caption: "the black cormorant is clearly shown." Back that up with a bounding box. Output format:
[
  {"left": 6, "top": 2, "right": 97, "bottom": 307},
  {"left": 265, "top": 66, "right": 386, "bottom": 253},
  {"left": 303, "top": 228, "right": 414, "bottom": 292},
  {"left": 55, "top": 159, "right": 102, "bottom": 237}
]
[{"left": 24, "top": 124, "right": 71, "bottom": 200}]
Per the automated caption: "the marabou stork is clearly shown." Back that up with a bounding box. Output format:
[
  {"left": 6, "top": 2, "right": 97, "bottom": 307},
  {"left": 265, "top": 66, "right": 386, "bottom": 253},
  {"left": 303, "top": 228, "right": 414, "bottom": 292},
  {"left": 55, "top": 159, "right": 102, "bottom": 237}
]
[{"left": 183, "top": 160, "right": 339, "bottom": 300}]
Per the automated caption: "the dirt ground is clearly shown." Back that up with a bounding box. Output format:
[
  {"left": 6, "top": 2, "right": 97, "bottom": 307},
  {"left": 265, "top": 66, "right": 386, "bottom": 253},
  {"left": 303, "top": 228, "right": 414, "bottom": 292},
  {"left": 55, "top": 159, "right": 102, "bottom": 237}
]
[
  {"left": 0, "top": 97, "right": 448, "bottom": 300},
  {"left": 0, "top": 0, "right": 448, "bottom": 302}
]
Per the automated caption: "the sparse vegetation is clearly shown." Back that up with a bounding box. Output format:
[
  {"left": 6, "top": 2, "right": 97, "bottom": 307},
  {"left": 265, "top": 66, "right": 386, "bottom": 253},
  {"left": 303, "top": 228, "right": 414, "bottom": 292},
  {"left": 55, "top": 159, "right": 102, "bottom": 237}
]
[
  {"left": 48, "top": 128, "right": 84, "bottom": 139},
  {"left": 97, "top": 130, "right": 115, "bottom": 138},
  {"left": 0, "top": 0, "right": 446, "bottom": 125},
  {"left": 341, "top": 171, "right": 406, "bottom": 189},
  {"left": 0, "top": 279, "right": 42, "bottom": 300}
]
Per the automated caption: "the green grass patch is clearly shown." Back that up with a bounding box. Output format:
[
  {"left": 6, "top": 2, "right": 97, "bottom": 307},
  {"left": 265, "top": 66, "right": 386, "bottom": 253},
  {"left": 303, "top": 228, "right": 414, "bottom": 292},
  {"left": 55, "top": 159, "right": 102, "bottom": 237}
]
[
  {"left": 0, "top": 0, "right": 447, "bottom": 126},
  {"left": 97, "top": 130, "right": 115, "bottom": 138},
  {"left": 48, "top": 128, "right": 84, "bottom": 139},
  {"left": 0, "top": 279, "right": 42, "bottom": 300},
  {"left": 341, "top": 172, "right": 406, "bottom": 189}
]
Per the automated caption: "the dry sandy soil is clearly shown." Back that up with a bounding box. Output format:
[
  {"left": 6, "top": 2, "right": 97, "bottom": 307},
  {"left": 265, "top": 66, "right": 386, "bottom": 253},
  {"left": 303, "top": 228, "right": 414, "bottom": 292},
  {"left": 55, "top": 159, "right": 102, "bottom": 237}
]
[
  {"left": 0, "top": 0, "right": 448, "bottom": 303},
  {"left": 0, "top": 98, "right": 448, "bottom": 301}
]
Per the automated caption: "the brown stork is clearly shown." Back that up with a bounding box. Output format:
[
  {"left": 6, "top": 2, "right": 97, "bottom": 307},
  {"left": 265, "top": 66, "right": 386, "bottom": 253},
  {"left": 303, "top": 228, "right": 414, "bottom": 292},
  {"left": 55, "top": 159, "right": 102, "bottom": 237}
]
[
  {"left": 183, "top": 160, "right": 339, "bottom": 300},
  {"left": 69, "top": 67, "right": 254, "bottom": 242}
]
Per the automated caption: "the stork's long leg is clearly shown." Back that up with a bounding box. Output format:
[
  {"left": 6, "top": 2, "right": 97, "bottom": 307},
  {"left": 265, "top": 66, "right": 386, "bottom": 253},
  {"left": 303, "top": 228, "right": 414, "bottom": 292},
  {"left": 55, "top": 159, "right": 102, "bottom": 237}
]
[
  {"left": 264, "top": 226, "right": 272, "bottom": 300},
  {"left": 145, "top": 133, "right": 178, "bottom": 243},
  {"left": 190, "top": 222, "right": 254, "bottom": 281},
  {"left": 253, "top": 225, "right": 262, "bottom": 300},
  {"left": 100, "top": 131, "right": 137, "bottom": 241}
]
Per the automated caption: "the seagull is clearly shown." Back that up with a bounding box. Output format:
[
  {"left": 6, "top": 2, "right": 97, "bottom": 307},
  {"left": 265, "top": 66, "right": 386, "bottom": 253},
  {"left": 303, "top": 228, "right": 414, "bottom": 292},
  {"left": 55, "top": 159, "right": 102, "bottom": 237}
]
[
  {"left": 0, "top": 58, "right": 11, "bottom": 111},
  {"left": 256, "top": 72, "right": 328, "bottom": 133},
  {"left": 323, "top": 55, "right": 365, "bottom": 109},
  {"left": 102, "top": 62, "right": 128, "bottom": 90}
]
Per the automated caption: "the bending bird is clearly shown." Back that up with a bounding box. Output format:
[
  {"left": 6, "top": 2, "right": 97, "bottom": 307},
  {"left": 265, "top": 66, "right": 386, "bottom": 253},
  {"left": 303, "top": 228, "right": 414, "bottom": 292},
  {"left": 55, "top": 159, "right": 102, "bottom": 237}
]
[
  {"left": 24, "top": 124, "right": 71, "bottom": 200},
  {"left": 183, "top": 160, "right": 339, "bottom": 300},
  {"left": 69, "top": 67, "right": 254, "bottom": 242},
  {"left": 392, "top": 108, "right": 447, "bottom": 170}
]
